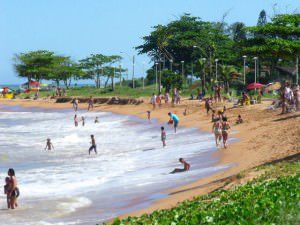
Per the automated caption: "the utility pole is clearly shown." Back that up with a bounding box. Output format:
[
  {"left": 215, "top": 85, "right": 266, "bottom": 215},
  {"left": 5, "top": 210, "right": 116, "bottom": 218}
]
[
  {"left": 243, "top": 55, "right": 247, "bottom": 85},
  {"left": 296, "top": 56, "right": 299, "bottom": 85},
  {"left": 119, "top": 65, "right": 122, "bottom": 87},
  {"left": 159, "top": 63, "right": 162, "bottom": 94},
  {"left": 132, "top": 55, "right": 135, "bottom": 88}
]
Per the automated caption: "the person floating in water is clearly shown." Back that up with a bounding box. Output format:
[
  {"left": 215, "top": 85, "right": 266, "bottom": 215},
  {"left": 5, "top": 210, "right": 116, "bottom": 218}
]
[
  {"left": 168, "top": 112, "right": 179, "bottom": 133},
  {"left": 170, "top": 158, "right": 190, "bottom": 174},
  {"left": 45, "top": 138, "right": 54, "bottom": 151},
  {"left": 94, "top": 117, "right": 99, "bottom": 123},
  {"left": 89, "top": 135, "right": 97, "bottom": 155},
  {"left": 81, "top": 116, "right": 85, "bottom": 126},
  {"left": 74, "top": 114, "right": 79, "bottom": 127},
  {"left": 147, "top": 111, "right": 151, "bottom": 121},
  {"left": 88, "top": 96, "right": 94, "bottom": 111},
  {"left": 161, "top": 126, "right": 166, "bottom": 147}
]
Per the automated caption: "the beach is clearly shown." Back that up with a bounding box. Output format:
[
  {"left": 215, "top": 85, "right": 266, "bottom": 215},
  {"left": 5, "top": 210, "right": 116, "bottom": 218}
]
[{"left": 0, "top": 97, "right": 299, "bottom": 223}]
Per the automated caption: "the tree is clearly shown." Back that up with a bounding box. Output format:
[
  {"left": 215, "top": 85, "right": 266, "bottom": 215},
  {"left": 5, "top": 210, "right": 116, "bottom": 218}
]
[
  {"left": 219, "top": 65, "right": 237, "bottom": 92},
  {"left": 161, "top": 70, "right": 183, "bottom": 92},
  {"left": 257, "top": 10, "right": 267, "bottom": 26}
]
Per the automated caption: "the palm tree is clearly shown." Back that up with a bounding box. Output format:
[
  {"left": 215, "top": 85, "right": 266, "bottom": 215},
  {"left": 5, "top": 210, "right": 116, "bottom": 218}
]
[{"left": 219, "top": 65, "right": 237, "bottom": 93}]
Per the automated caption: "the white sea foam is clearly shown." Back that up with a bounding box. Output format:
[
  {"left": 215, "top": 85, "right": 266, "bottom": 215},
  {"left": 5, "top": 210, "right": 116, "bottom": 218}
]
[{"left": 0, "top": 108, "right": 228, "bottom": 224}]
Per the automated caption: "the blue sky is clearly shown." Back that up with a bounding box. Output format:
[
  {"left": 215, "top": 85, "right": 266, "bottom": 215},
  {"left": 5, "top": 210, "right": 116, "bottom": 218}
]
[{"left": 0, "top": 0, "right": 299, "bottom": 84}]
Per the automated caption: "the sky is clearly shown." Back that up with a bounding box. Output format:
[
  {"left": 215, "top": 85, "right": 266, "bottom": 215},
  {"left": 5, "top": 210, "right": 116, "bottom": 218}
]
[{"left": 0, "top": 0, "right": 299, "bottom": 84}]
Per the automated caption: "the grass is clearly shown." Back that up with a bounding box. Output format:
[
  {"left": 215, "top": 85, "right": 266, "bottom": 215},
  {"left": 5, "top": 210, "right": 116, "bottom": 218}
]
[{"left": 102, "top": 160, "right": 300, "bottom": 225}]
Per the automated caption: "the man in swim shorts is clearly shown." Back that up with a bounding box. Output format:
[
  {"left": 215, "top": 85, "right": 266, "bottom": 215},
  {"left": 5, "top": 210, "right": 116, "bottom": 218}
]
[
  {"left": 89, "top": 135, "right": 97, "bottom": 155},
  {"left": 170, "top": 158, "right": 190, "bottom": 174}
]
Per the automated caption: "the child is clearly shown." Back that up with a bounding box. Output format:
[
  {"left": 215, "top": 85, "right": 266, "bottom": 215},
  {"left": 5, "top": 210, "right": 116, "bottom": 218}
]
[
  {"left": 4, "top": 177, "right": 11, "bottom": 208},
  {"left": 147, "top": 111, "right": 151, "bottom": 120},
  {"left": 161, "top": 126, "right": 166, "bottom": 147},
  {"left": 94, "top": 117, "right": 99, "bottom": 123},
  {"left": 45, "top": 138, "right": 54, "bottom": 151},
  {"left": 236, "top": 115, "right": 243, "bottom": 124},
  {"left": 170, "top": 158, "right": 191, "bottom": 174},
  {"left": 74, "top": 114, "right": 78, "bottom": 127},
  {"left": 81, "top": 116, "right": 85, "bottom": 126}
]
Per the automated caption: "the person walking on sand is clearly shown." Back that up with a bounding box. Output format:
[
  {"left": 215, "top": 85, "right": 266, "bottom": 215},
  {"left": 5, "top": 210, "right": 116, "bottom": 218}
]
[
  {"left": 74, "top": 114, "right": 79, "bottom": 127},
  {"left": 168, "top": 112, "right": 179, "bottom": 133},
  {"left": 212, "top": 118, "right": 222, "bottom": 147},
  {"left": 45, "top": 138, "right": 54, "bottom": 151},
  {"left": 88, "top": 96, "right": 94, "bottom": 111},
  {"left": 89, "top": 135, "right": 97, "bottom": 155},
  {"left": 161, "top": 126, "right": 166, "bottom": 147},
  {"left": 150, "top": 93, "right": 156, "bottom": 110},
  {"left": 72, "top": 98, "right": 79, "bottom": 111},
  {"left": 170, "top": 158, "right": 190, "bottom": 174},
  {"left": 221, "top": 117, "right": 230, "bottom": 148},
  {"left": 7, "top": 168, "right": 19, "bottom": 209}
]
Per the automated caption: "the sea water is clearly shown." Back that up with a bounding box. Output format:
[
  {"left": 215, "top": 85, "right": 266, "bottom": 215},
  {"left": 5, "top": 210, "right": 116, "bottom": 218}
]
[{"left": 0, "top": 105, "right": 229, "bottom": 225}]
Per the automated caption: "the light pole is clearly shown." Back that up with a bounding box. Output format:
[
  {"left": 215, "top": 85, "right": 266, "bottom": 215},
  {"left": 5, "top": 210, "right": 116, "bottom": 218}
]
[
  {"left": 120, "top": 51, "right": 135, "bottom": 88},
  {"left": 296, "top": 56, "right": 299, "bottom": 85},
  {"left": 142, "top": 61, "right": 145, "bottom": 90},
  {"left": 253, "top": 57, "right": 258, "bottom": 83},
  {"left": 215, "top": 59, "right": 219, "bottom": 82},
  {"left": 119, "top": 64, "right": 122, "bottom": 87},
  {"left": 202, "top": 58, "right": 206, "bottom": 91},
  {"left": 155, "top": 62, "right": 158, "bottom": 91},
  {"left": 159, "top": 63, "right": 162, "bottom": 94},
  {"left": 181, "top": 60, "right": 184, "bottom": 85},
  {"left": 170, "top": 59, "right": 173, "bottom": 71},
  {"left": 243, "top": 55, "right": 247, "bottom": 85}
]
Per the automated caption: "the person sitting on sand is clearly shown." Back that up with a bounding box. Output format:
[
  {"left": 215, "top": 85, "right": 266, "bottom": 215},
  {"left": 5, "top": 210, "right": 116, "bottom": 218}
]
[
  {"left": 212, "top": 118, "right": 222, "bottom": 147},
  {"left": 88, "top": 96, "right": 94, "bottom": 111},
  {"left": 161, "top": 126, "right": 166, "bottom": 147},
  {"left": 236, "top": 115, "right": 243, "bottom": 124},
  {"left": 45, "top": 138, "right": 54, "bottom": 151},
  {"left": 94, "top": 117, "right": 99, "bottom": 123},
  {"left": 89, "top": 135, "right": 97, "bottom": 155},
  {"left": 222, "top": 117, "right": 230, "bottom": 148},
  {"left": 170, "top": 158, "right": 190, "bottom": 174},
  {"left": 168, "top": 112, "right": 179, "bottom": 133}
]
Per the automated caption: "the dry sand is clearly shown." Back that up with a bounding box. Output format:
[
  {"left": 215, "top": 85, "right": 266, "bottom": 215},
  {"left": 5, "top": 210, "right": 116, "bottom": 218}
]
[{"left": 0, "top": 97, "right": 299, "bottom": 218}]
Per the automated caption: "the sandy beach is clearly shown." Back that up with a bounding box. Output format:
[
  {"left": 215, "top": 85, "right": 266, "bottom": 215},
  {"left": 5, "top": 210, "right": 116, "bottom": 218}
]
[{"left": 1, "top": 97, "right": 299, "bottom": 221}]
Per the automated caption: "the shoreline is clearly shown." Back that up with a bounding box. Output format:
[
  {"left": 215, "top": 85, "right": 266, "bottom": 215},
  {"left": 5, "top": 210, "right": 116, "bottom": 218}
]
[{"left": 0, "top": 98, "right": 299, "bottom": 221}]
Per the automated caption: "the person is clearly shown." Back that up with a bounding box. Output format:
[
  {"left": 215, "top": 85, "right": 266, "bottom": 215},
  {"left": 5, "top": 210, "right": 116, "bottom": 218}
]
[
  {"left": 88, "top": 96, "right": 94, "bottom": 111},
  {"left": 7, "top": 168, "right": 19, "bottom": 209},
  {"left": 168, "top": 112, "right": 179, "bottom": 133},
  {"left": 212, "top": 118, "right": 222, "bottom": 147},
  {"left": 241, "top": 92, "right": 250, "bottom": 106},
  {"left": 95, "top": 117, "right": 99, "bottom": 123},
  {"left": 217, "top": 85, "right": 222, "bottom": 102},
  {"left": 170, "top": 158, "right": 191, "bottom": 174},
  {"left": 236, "top": 115, "right": 243, "bottom": 124},
  {"left": 147, "top": 111, "right": 151, "bottom": 120},
  {"left": 156, "top": 95, "right": 162, "bottom": 108},
  {"left": 164, "top": 92, "right": 169, "bottom": 104},
  {"left": 150, "top": 93, "right": 156, "bottom": 110},
  {"left": 222, "top": 117, "right": 231, "bottom": 148},
  {"left": 211, "top": 110, "right": 219, "bottom": 122},
  {"left": 161, "top": 126, "right": 166, "bottom": 147},
  {"left": 81, "top": 116, "right": 85, "bottom": 126},
  {"left": 89, "top": 135, "right": 97, "bottom": 155},
  {"left": 205, "top": 98, "right": 212, "bottom": 115},
  {"left": 4, "top": 177, "right": 11, "bottom": 208},
  {"left": 73, "top": 98, "right": 79, "bottom": 111},
  {"left": 74, "top": 114, "right": 79, "bottom": 127},
  {"left": 294, "top": 86, "right": 300, "bottom": 111},
  {"left": 45, "top": 138, "right": 54, "bottom": 151}
]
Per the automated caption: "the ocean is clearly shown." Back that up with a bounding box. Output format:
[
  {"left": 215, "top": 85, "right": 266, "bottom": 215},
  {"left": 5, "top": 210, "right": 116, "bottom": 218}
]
[{"left": 0, "top": 105, "right": 229, "bottom": 225}]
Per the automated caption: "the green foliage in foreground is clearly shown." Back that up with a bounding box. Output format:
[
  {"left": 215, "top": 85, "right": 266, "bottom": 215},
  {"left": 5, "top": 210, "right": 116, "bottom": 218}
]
[{"left": 104, "top": 162, "right": 300, "bottom": 225}]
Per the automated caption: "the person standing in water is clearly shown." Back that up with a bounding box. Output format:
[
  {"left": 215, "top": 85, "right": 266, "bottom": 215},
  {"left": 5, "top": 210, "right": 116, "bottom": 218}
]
[
  {"left": 7, "top": 168, "right": 19, "bottom": 209},
  {"left": 74, "top": 114, "right": 79, "bottom": 127},
  {"left": 81, "top": 116, "right": 85, "bottom": 126},
  {"left": 88, "top": 96, "right": 94, "bottom": 111},
  {"left": 170, "top": 158, "right": 190, "bottom": 174},
  {"left": 45, "top": 138, "right": 54, "bottom": 151},
  {"left": 168, "top": 112, "right": 179, "bottom": 133},
  {"left": 94, "top": 117, "right": 99, "bottom": 123},
  {"left": 161, "top": 126, "right": 166, "bottom": 147},
  {"left": 89, "top": 135, "right": 97, "bottom": 155},
  {"left": 72, "top": 98, "right": 79, "bottom": 111},
  {"left": 4, "top": 177, "right": 11, "bottom": 208},
  {"left": 147, "top": 111, "right": 151, "bottom": 121}
]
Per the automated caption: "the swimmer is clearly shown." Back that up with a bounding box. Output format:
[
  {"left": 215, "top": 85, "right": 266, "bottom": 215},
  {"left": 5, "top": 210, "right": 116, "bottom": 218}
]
[{"left": 45, "top": 138, "right": 54, "bottom": 151}]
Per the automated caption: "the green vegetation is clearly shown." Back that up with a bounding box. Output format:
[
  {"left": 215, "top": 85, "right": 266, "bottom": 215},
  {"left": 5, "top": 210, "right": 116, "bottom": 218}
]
[{"left": 103, "top": 161, "right": 300, "bottom": 225}]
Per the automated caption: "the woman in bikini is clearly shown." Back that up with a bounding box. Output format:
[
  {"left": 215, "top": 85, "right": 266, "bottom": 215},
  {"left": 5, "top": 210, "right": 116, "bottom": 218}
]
[
  {"left": 212, "top": 118, "right": 222, "bottom": 147},
  {"left": 221, "top": 117, "right": 231, "bottom": 148},
  {"left": 8, "top": 168, "right": 19, "bottom": 209}
]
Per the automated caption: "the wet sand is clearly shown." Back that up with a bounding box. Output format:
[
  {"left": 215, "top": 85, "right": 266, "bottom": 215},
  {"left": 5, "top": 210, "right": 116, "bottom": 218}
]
[{"left": 0, "top": 97, "right": 299, "bottom": 220}]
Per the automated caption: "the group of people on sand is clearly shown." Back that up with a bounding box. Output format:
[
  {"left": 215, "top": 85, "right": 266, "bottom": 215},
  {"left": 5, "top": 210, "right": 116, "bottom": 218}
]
[
  {"left": 150, "top": 88, "right": 182, "bottom": 110},
  {"left": 281, "top": 82, "right": 300, "bottom": 114},
  {"left": 4, "top": 168, "right": 19, "bottom": 210}
]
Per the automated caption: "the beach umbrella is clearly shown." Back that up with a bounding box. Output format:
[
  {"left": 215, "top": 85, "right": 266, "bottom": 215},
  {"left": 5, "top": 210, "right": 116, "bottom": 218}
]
[
  {"left": 246, "top": 82, "right": 264, "bottom": 90},
  {"left": 265, "top": 82, "right": 281, "bottom": 92}
]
